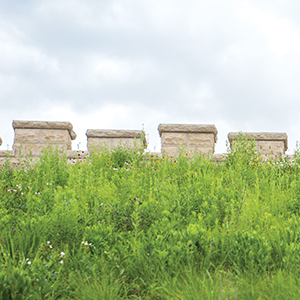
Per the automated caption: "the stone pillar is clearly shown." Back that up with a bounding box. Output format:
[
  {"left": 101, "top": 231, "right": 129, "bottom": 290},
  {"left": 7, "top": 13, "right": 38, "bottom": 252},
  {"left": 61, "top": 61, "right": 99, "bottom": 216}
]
[
  {"left": 86, "top": 129, "right": 147, "bottom": 151},
  {"left": 158, "top": 124, "right": 218, "bottom": 157},
  {"left": 227, "top": 132, "right": 288, "bottom": 155},
  {"left": 12, "top": 120, "right": 77, "bottom": 157}
]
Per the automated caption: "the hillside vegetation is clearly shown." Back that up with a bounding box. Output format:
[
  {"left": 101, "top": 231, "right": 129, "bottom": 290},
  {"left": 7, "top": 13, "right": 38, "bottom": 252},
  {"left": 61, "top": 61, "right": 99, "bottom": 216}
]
[{"left": 1, "top": 137, "right": 300, "bottom": 299}]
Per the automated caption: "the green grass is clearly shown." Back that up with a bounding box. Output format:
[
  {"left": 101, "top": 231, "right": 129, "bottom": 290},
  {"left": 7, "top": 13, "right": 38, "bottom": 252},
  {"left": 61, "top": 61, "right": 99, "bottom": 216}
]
[{"left": 1, "top": 137, "right": 300, "bottom": 299}]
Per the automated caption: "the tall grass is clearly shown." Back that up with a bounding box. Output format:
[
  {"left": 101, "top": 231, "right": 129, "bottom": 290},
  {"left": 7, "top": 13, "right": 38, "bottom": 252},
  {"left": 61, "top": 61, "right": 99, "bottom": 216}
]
[{"left": 1, "top": 137, "right": 300, "bottom": 299}]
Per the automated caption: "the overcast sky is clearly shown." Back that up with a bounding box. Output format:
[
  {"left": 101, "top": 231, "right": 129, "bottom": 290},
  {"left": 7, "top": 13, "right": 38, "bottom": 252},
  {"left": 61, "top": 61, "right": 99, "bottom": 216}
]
[{"left": 1, "top": 0, "right": 300, "bottom": 153}]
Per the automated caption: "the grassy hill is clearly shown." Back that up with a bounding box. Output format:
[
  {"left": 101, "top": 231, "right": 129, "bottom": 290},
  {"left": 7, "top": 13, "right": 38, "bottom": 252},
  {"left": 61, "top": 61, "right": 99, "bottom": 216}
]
[{"left": 1, "top": 138, "right": 300, "bottom": 299}]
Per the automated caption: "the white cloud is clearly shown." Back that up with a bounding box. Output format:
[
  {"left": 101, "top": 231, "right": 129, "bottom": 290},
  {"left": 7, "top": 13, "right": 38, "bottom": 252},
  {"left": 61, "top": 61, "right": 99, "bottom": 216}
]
[{"left": 238, "top": 2, "right": 300, "bottom": 57}]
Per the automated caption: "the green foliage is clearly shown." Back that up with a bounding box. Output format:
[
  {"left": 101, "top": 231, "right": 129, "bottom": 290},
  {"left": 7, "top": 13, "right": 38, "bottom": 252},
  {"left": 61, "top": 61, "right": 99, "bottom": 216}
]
[{"left": 1, "top": 137, "right": 300, "bottom": 298}]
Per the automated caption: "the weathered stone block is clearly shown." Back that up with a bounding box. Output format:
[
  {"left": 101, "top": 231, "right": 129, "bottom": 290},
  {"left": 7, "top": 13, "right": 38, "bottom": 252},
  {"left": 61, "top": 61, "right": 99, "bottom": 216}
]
[
  {"left": 0, "top": 150, "right": 14, "bottom": 158},
  {"left": 158, "top": 124, "right": 218, "bottom": 156},
  {"left": 161, "top": 146, "right": 178, "bottom": 157},
  {"left": 12, "top": 120, "right": 77, "bottom": 157},
  {"left": 186, "top": 146, "right": 214, "bottom": 154},
  {"left": 88, "top": 138, "right": 112, "bottom": 150},
  {"left": 228, "top": 132, "right": 288, "bottom": 154},
  {"left": 14, "top": 129, "right": 40, "bottom": 143},
  {"left": 158, "top": 124, "right": 218, "bottom": 142},
  {"left": 41, "top": 129, "right": 70, "bottom": 144},
  {"left": 86, "top": 129, "right": 147, "bottom": 151},
  {"left": 161, "top": 132, "right": 187, "bottom": 146},
  {"left": 258, "top": 141, "right": 285, "bottom": 154},
  {"left": 13, "top": 120, "right": 77, "bottom": 140},
  {"left": 188, "top": 133, "right": 215, "bottom": 147},
  {"left": 112, "top": 138, "right": 141, "bottom": 148}
]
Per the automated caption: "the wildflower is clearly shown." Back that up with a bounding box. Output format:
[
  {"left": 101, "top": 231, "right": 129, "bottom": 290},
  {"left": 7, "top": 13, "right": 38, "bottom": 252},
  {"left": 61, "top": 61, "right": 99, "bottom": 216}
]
[
  {"left": 227, "top": 175, "right": 229, "bottom": 178},
  {"left": 211, "top": 243, "right": 215, "bottom": 246},
  {"left": 60, "top": 260, "right": 63, "bottom": 264},
  {"left": 47, "top": 241, "right": 51, "bottom": 244},
  {"left": 85, "top": 202, "right": 89, "bottom": 205},
  {"left": 105, "top": 179, "right": 108, "bottom": 181},
  {"left": 45, "top": 264, "right": 49, "bottom": 268},
  {"left": 27, "top": 260, "right": 32, "bottom": 265},
  {"left": 189, "top": 244, "right": 193, "bottom": 247},
  {"left": 101, "top": 203, "right": 103, "bottom": 206},
  {"left": 60, "top": 252, "right": 65, "bottom": 257},
  {"left": 125, "top": 161, "right": 130, "bottom": 165},
  {"left": 66, "top": 202, "right": 70, "bottom": 205},
  {"left": 113, "top": 167, "right": 118, "bottom": 170}
]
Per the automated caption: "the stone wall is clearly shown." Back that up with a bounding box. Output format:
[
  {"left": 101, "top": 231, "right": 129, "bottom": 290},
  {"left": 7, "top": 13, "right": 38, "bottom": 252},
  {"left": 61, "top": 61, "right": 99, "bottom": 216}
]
[
  {"left": 0, "top": 120, "right": 294, "bottom": 164},
  {"left": 158, "top": 124, "right": 218, "bottom": 157},
  {"left": 228, "top": 132, "right": 288, "bottom": 155},
  {"left": 86, "top": 129, "right": 147, "bottom": 151},
  {"left": 12, "top": 120, "right": 77, "bottom": 157}
]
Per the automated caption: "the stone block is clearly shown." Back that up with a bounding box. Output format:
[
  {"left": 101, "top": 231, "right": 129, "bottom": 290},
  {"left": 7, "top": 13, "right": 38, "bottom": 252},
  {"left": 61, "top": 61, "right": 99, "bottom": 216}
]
[
  {"left": 112, "top": 138, "right": 141, "bottom": 149},
  {"left": 41, "top": 129, "right": 71, "bottom": 144},
  {"left": 0, "top": 150, "right": 14, "bottom": 158},
  {"left": 158, "top": 124, "right": 218, "bottom": 142},
  {"left": 188, "top": 133, "right": 215, "bottom": 147},
  {"left": 86, "top": 129, "right": 147, "bottom": 151},
  {"left": 12, "top": 120, "right": 77, "bottom": 157},
  {"left": 14, "top": 129, "right": 41, "bottom": 143},
  {"left": 158, "top": 124, "right": 218, "bottom": 156},
  {"left": 258, "top": 141, "right": 285, "bottom": 154},
  {"left": 161, "top": 132, "right": 187, "bottom": 146},
  {"left": 88, "top": 138, "right": 112, "bottom": 150},
  {"left": 13, "top": 120, "right": 77, "bottom": 140},
  {"left": 228, "top": 132, "right": 288, "bottom": 154},
  {"left": 161, "top": 146, "right": 178, "bottom": 157}
]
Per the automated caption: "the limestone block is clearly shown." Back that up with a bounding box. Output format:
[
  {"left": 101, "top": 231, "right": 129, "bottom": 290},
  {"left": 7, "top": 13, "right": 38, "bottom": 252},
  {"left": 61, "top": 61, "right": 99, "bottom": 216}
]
[
  {"left": 13, "top": 120, "right": 77, "bottom": 140},
  {"left": 228, "top": 132, "right": 288, "bottom": 154},
  {"left": 13, "top": 142, "right": 68, "bottom": 157},
  {"left": 161, "top": 146, "right": 178, "bottom": 157},
  {"left": 0, "top": 150, "right": 14, "bottom": 158},
  {"left": 12, "top": 120, "right": 77, "bottom": 157},
  {"left": 188, "top": 146, "right": 214, "bottom": 154},
  {"left": 86, "top": 129, "right": 143, "bottom": 139},
  {"left": 161, "top": 132, "right": 187, "bottom": 146},
  {"left": 88, "top": 138, "right": 112, "bottom": 150},
  {"left": 41, "top": 129, "right": 71, "bottom": 144},
  {"left": 86, "top": 129, "right": 147, "bottom": 151},
  {"left": 188, "top": 133, "right": 215, "bottom": 147},
  {"left": 24, "top": 144, "right": 68, "bottom": 157},
  {"left": 158, "top": 124, "right": 218, "bottom": 142},
  {"left": 14, "top": 129, "right": 41, "bottom": 143},
  {"left": 112, "top": 138, "right": 141, "bottom": 148},
  {"left": 258, "top": 141, "right": 285, "bottom": 154},
  {"left": 158, "top": 124, "right": 218, "bottom": 156}
]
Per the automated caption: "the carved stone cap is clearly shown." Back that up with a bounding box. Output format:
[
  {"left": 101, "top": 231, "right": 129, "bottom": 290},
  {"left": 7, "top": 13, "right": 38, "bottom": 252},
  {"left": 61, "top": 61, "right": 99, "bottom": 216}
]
[
  {"left": 228, "top": 132, "right": 288, "bottom": 151},
  {"left": 158, "top": 124, "right": 218, "bottom": 142},
  {"left": 12, "top": 120, "right": 77, "bottom": 140},
  {"left": 86, "top": 129, "right": 147, "bottom": 145},
  {"left": 0, "top": 137, "right": 2, "bottom": 146}
]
